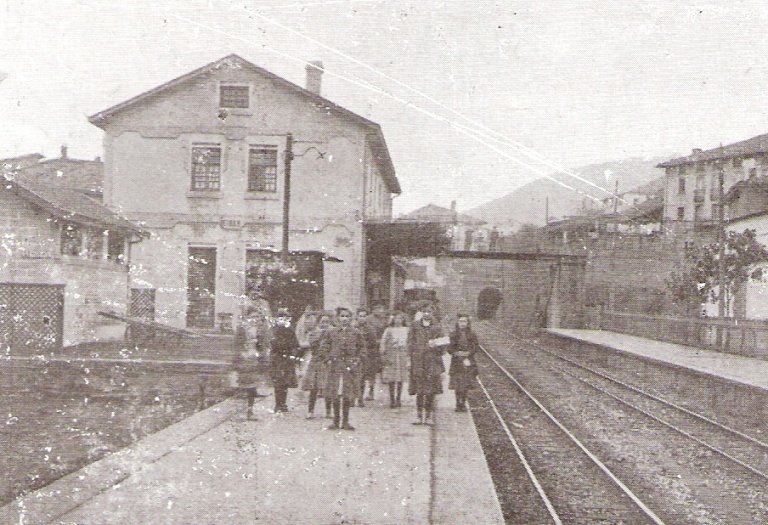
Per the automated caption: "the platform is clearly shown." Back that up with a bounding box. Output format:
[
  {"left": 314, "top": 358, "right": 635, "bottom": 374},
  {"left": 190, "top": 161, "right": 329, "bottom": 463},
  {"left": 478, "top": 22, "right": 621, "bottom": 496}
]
[
  {"left": 549, "top": 328, "right": 768, "bottom": 392},
  {"left": 0, "top": 355, "right": 503, "bottom": 525}
]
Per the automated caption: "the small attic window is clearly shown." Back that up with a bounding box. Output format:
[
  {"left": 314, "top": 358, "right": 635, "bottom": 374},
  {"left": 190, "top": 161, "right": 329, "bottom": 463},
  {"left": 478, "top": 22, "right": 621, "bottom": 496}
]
[{"left": 220, "top": 85, "right": 249, "bottom": 108}]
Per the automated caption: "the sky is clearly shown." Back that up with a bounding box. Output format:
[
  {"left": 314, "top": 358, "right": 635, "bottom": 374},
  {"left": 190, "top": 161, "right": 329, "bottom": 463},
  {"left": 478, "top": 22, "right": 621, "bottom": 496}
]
[{"left": 2, "top": 0, "right": 768, "bottom": 215}]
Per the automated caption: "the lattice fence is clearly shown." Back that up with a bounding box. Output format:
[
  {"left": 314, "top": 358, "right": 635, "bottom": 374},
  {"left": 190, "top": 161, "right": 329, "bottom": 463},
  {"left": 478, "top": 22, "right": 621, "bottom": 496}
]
[{"left": 0, "top": 283, "right": 64, "bottom": 354}]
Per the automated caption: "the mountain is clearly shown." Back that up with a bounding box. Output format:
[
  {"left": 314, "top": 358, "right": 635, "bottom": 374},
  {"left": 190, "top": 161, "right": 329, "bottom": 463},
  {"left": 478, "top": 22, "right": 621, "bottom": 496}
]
[{"left": 465, "top": 157, "right": 668, "bottom": 231}]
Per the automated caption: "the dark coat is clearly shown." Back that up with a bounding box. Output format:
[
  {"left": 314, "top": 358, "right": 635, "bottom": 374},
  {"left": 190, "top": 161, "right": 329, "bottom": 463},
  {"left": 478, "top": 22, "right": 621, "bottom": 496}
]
[
  {"left": 448, "top": 329, "right": 479, "bottom": 392},
  {"left": 358, "top": 320, "right": 384, "bottom": 377},
  {"left": 408, "top": 321, "right": 446, "bottom": 396},
  {"left": 270, "top": 325, "right": 299, "bottom": 389},
  {"left": 322, "top": 325, "right": 365, "bottom": 399}
]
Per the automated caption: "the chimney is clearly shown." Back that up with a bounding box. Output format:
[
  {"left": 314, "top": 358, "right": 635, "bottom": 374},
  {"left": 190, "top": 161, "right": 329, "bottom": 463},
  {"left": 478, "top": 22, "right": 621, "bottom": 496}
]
[
  {"left": 60, "top": 145, "right": 68, "bottom": 159},
  {"left": 450, "top": 200, "right": 456, "bottom": 212},
  {"left": 692, "top": 148, "right": 703, "bottom": 155},
  {"left": 305, "top": 61, "right": 324, "bottom": 95}
]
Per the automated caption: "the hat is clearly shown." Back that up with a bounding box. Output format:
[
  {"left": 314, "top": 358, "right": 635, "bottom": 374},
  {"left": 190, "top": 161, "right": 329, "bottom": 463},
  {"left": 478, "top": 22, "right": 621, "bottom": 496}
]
[{"left": 276, "top": 307, "right": 291, "bottom": 317}]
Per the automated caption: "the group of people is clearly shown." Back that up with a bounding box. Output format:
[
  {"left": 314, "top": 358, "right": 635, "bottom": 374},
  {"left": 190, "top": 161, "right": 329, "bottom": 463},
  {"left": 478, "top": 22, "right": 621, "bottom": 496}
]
[{"left": 230, "top": 299, "right": 481, "bottom": 431}]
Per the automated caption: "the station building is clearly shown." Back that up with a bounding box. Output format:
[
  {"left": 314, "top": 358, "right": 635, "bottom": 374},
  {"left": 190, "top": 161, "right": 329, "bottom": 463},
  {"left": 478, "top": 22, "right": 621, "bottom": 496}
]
[{"left": 88, "top": 55, "right": 400, "bottom": 330}]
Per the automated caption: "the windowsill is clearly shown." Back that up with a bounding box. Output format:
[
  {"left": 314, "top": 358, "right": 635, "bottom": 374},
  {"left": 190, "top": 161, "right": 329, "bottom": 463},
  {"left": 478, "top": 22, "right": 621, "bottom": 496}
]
[
  {"left": 187, "top": 190, "right": 223, "bottom": 199},
  {"left": 245, "top": 193, "right": 280, "bottom": 201}
]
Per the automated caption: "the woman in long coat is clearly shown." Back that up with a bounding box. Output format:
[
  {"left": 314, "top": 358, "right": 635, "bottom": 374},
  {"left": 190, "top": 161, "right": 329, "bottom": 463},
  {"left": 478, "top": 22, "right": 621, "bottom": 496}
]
[
  {"left": 379, "top": 311, "right": 409, "bottom": 408},
  {"left": 270, "top": 308, "right": 299, "bottom": 413},
  {"left": 448, "top": 314, "right": 479, "bottom": 412},
  {"left": 231, "top": 310, "right": 263, "bottom": 420},
  {"left": 408, "top": 305, "right": 446, "bottom": 425},
  {"left": 302, "top": 313, "right": 333, "bottom": 418},
  {"left": 322, "top": 307, "right": 365, "bottom": 430}
]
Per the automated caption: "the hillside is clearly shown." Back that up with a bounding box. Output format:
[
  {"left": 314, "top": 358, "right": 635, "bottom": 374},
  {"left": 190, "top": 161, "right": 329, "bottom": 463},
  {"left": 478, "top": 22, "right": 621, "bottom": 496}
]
[{"left": 465, "top": 157, "right": 668, "bottom": 230}]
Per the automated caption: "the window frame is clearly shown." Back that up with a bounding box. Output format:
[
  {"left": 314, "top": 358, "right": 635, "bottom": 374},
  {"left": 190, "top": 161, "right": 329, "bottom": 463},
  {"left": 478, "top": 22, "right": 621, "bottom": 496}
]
[
  {"left": 218, "top": 83, "right": 252, "bottom": 115},
  {"left": 190, "top": 143, "right": 222, "bottom": 192},
  {"left": 247, "top": 144, "right": 279, "bottom": 193}
]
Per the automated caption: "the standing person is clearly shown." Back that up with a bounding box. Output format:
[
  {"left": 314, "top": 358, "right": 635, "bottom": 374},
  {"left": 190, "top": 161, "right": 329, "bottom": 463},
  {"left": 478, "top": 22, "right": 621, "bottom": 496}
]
[
  {"left": 302, "top": 312, "right": 333, "bottom": 419},
  {"left": 379, "top": 311, "right": 409, "bottom": 408},
  {"left": 448, "top": 314, "right": 480, "bottom": 412},
  {"left": 408, "top": 302, "right": 447, "bottom": 425},
  {"left": 356, "top": 308, "right": 383, "bottom": 406},
  {"left": 270, "top": 308, "right": 300, "bottom": 413},
  {"left": 231, "top": 308, "right": 263, "bottom": 420},
  {"left": 322, "top": 307, "right": 365, "bottom": 430},
  {"left": 295, "top": 306, "right": 317, "bottom": 357}
]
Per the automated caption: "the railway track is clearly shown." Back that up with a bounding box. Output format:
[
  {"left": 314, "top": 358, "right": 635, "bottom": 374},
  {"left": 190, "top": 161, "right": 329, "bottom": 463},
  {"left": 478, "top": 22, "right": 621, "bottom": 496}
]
[
  {"left": 471, "top": 322, "right": 768, "bottom": 524},
  {"left": 472, "top": 333, "right": 668, "bottom": 523}
]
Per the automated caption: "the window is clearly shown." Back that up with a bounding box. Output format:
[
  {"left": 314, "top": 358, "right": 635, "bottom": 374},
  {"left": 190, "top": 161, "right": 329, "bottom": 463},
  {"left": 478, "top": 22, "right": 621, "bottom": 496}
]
[
  {"left": 219, "top": 85, "right": 249, "bottom": 108},
  {"left": 84, "top": 228, "right": 105, "bottom": 259},
  {"left": 61, "top": 222, "right": 82, "bottom": 256},
  {"left": 711, "top": 203, "right": 720, "bottom": 219},
  {"left": 107, "top": 231, "right": 125, "bottom": 262},
  {"left": 733, "top": 157, "right": 743, "bottom": 168},
  {"left": 677, "top": 176, "right": 686, "bottom": 194},
  {"left": 676, "top": 207, "right": 685, "bottom": 221},
  {"left": 248, "top": 145, "right": 278, "bottom": 192},
  {"left": 191, "top": 144, "right": 221, "bottom": 190},
  {"left": 696, "top": 162, "right": 705, "bottom": 173},
  {"left": 694, "top": 204, "right": 703, "bottom": 221}
]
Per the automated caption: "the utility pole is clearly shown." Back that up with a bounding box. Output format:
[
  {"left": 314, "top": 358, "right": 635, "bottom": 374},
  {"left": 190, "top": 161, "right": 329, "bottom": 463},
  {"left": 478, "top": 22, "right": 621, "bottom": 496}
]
[
  {"left": 717, "top": 145, "right": 726, "bottom": 321},
  {"left": 282, "top": 133, "right": 293, "bottom": 260}
]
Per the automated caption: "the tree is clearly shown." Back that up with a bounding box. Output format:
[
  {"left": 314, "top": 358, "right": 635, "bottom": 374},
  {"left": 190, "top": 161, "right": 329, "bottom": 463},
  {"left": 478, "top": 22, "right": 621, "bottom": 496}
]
[{"left": 667, "top": 229, "right": 768, "bottom": 317}]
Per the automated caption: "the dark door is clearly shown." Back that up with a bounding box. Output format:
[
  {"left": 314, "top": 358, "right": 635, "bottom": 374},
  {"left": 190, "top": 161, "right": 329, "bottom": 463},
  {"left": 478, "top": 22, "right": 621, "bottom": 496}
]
[
  {"left": 187, "top": 247, "right": 217, "bottom": 329},
  {"left": 0, "top": 283, "right": 64, "bottom": 355}
]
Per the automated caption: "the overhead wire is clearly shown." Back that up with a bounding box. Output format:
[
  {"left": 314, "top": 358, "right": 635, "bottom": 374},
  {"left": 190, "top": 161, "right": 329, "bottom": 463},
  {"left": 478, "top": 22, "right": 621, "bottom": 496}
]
[
  {"left": 228, "top": 0, "right": 636, "bottom": 206},
  {"left": 158, "top": 5, "right": 668, "bottom": 230},
  {"left": 165, "top": 10, "right": 627, "bottom": 213}
]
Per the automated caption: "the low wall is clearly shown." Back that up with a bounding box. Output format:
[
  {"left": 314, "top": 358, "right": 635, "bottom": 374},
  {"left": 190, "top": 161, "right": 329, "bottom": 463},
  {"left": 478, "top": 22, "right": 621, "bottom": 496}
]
[
  {"left": 549, "top": 332, "right": 768, "bottom": 432},
  {"left": 0, "top": 358, "right": 242, "bottom": 403}
]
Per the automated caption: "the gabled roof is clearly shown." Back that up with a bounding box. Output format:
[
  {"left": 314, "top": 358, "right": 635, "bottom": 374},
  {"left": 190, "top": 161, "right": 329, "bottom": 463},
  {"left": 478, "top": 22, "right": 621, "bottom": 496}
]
[
  {"left": 88, "top": 54, "right": 400, "bottom": 194},
  {"left": 0, "top": 153, "right": 44, "bottom": 170},
  {"left": 16, "top": 156, "right": 103, "bottom": 197},
  {"left": 2, "top": 173, "right": 143, "bottom": 234},
  {"left": 658, "top": 133, "right": 768, "bottom": 168},
  {"left": 399, "top": 203, "right": 486, "bottom": 226}
]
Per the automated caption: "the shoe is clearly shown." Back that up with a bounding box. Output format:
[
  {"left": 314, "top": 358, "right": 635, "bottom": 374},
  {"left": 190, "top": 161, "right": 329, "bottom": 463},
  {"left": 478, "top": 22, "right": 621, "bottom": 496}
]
[
  {"left": 358, "top": 400, "right": 365, "bottom": 408},
  {"left": 365, "top": 395, "right": 374, "bottom": 401},
  {"left": 341, "top": 423, "right": 356, "bottom": 431},
  {"left": 306, "top": 413, "right": 315, "bottom": 419},
  {"left": 325, "top": 412, "right": 333, "bottom": 419},
  {"left": 326, "top": 423, "right": 340, "bottom": 430},
  {"left": 395, "top": 401, "right": 402, "bottom": 408}
]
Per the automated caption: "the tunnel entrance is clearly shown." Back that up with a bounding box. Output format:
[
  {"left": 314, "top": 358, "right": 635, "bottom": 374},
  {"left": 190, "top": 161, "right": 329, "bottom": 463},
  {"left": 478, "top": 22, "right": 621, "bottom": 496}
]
[{"left": 477, "top": 287, "right": 503, "bottom": 320}]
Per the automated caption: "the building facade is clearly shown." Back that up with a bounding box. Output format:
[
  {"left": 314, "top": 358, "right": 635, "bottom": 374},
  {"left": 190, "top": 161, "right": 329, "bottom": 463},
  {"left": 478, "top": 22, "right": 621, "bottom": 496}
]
[
  {"left": 659, "top": 133, "right": 768, "bottom": 225},
  {"left": 0, "top": 155, "right": 142, "bottom": 351},
  {"left": 88, "top": 55, "right": 399, "bottom": 330}
]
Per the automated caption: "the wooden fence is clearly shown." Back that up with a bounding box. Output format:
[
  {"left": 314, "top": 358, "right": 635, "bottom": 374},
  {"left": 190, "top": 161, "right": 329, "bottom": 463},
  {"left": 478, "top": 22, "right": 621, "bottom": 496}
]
[{"left": 596, "top": 310, "right": 768, "bottom": 360}]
